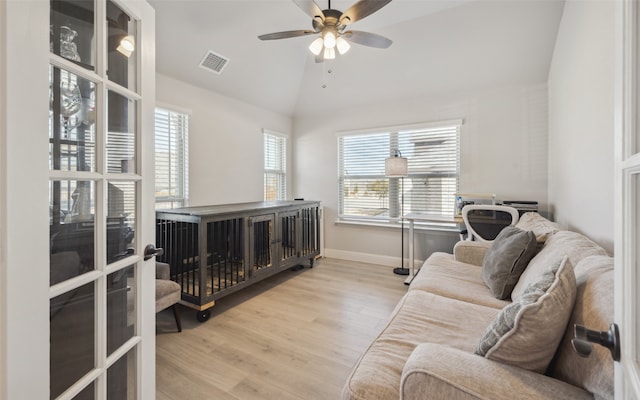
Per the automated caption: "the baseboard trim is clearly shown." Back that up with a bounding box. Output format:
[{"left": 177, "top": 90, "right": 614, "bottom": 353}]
[{"left": 324, "top": 248, "right": 423, "bottom": 268}]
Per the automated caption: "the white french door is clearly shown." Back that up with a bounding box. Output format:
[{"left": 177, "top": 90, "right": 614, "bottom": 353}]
[
  {"left": 0, "top": 0, "right": 156, "bottom": 399},
  {"left": 615, "top": 0, "right": 640, "bottom": 398}
]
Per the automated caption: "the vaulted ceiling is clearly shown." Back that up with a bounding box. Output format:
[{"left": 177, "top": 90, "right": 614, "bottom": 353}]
[{"left": 149, "top": 0, "right": 565, "bottom": 118}]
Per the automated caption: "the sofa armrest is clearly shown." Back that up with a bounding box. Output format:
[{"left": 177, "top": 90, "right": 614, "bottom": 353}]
[
  {"left": 453, "top": 241, "right": 491, "bottom": 266},
  {"left": 401, "top": 344, "right": 592, "bottom": 400},
  {"left": 156, "top": 262, "right": 171, "bottom": 280}
]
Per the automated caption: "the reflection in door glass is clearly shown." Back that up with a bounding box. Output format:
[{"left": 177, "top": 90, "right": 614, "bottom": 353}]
[
  {"left": 50, "top": 281, "right": 95, "bottom": 399},
  {"left": 107, "top": 346, "right": 137, "bottom": 400},
  {"left": 107, "top": 181, "right": 136, "bottom": 263},
  {"left": 107, "top": 265, "right": 136, "bottom": 355},
  {"left": 49, "top": 65, "right": 96, "bottom": 172},
  {"left": 107, "top": 91, "right": 137, "bottom": 174},
  {"left": 50, "top": 180, "right": 95, "bottom": 285},
  {"left": 107, "top": 0, "right": 137, "bottom": 91},
  {"left": 50, "top": 0, "right": 96, "bottom": 70}
]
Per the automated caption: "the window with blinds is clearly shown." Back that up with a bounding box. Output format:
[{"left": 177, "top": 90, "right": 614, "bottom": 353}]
[
  {"left": 338, "top": 120, "right": 461, "bottom": 222},
  {"left": 155, "top": 107, "right": 189, "bottom": 209},
  {"left": 264, "top": 130, "right": 287, "bottom": 201}
]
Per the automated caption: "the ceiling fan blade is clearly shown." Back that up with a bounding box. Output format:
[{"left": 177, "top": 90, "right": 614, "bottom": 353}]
[
  {"left": 293, "top": 0, "right": 324, "bottom": 20},
  {"left": 258, "top": 30, "right": 316, "bottom": 40},
  {"left": 339, "top": 0, "right": 392, "bottom": 26},
  {"left": 343, "top": 30, "right": 392, "bottom": 48}
]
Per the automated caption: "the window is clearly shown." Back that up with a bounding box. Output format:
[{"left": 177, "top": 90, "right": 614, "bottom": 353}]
[
  {"left": 264, "top": 130, "right": 287, "bottom": 201},
  {"left": 338, "top": 120, "right": 461, "bottom": 223},
  {"left": 155, "top": 107, "right": 189, "bottom": 209}
]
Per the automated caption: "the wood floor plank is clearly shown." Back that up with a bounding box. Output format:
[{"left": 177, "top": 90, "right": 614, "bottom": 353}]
[{"left": 156, "top": 258, "right": 408, "bottom": 399}]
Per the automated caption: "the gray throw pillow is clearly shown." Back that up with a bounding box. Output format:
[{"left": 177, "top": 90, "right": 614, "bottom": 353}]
[
  {"left": 482, "top": 226, "right": 537, "bottom": 299},
  {"left": 475, "top": 256, "right": 576, "bottom": 373}
]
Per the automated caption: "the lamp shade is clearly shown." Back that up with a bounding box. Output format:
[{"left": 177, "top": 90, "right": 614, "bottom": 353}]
[{"left": 385, "top": 156, "right": 408, "bottom": 177}]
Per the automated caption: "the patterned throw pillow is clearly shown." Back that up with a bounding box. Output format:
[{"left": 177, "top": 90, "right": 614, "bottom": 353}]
[
  {"left": 482, "top": 226, "right": 537, "bottom": 299},
  {"left": 475, "top": 256, "right": 576, "bottom": 373}
]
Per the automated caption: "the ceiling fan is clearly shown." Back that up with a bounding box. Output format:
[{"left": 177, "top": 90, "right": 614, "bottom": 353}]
[{"left": 258, "top": 0, "right": 393, "bottom": 62}]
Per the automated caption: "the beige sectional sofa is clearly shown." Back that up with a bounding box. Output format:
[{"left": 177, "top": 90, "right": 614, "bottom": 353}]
[{"left": 342, "top": 213, "right": 614, "bottom": 400}]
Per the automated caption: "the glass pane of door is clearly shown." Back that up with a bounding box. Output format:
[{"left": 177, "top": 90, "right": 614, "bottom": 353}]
[
  {"left": 107, "top": 265, "right": 135, "bottom": 355},
  {"left": 49, "top": 65, "right": 96, "bottom": 172},
  {"left": 107, "top": 346, "right": 136, "bottom": 400},
  {"left": 107, "top": 91, "right": 136, "bottom": 174},
  {"left": 107, "top": 0, "right": 137, "bottom": 91},
  {"left": 107, "top": 181, "right": 136, "bottom": 262},
  {"left": 50, "top": 180, "right": 95, "bottom": 285},
  {"left": 50, "top": 281, "right": 95, "bottom": 399},
  {"left": 50, "top": 0, "right": 96, "bottom": 70}
]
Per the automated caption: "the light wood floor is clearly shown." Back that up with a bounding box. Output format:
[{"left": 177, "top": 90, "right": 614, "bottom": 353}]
[{"left": 156, "top": 258, "right": 408, "bottom": 400}]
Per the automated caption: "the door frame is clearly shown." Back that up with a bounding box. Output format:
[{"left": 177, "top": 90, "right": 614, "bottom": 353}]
[
  {"left": 615, "top": 0, "right": 640, "bottom": 397},
  {"left": 0, "top": 0, "right": 156, "bottom": 398}
]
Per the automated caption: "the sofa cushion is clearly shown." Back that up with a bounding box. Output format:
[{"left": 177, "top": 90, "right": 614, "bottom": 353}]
[
  {"left": 402, "top": 344, "right": 593, "bottom": 400},
  {"left": 511, "top": 231, "right": 608, "bottom": 301},
  {"left": 547, "top": 255, "right": 614, "bottom": 400},
  {"left": 482, "top": 226, "right": 537, "bottom": 299},
  {"left": 410, "top": 252, "right": 510, "bottom": 310},
  {"left": 515, "top": 212, "right": 561, "bottom": 243},
  {"left": 475, "top": 256, "right": 576, "bottom": 373},
  {"left": 342, "top": 290, "right": 499, "bottom": 400}
]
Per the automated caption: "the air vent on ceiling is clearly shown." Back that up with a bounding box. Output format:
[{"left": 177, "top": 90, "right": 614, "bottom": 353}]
[{"left": 199, "top": 50, "right": 229, "bottom": 75}]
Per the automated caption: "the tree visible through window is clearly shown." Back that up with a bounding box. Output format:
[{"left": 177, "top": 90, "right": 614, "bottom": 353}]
[
  {"left": 264, "top": 130, "right": 287, "bottom": 201},
  {"left": 338, "top": 121, "right": 461, "bottom": 222},
  {"left": 155, "top": 107, "right": 189, "bottom": 209}
]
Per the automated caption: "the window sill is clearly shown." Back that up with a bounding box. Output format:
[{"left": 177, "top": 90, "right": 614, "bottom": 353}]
[{"left": 335, "top": 218, "right": 463, "bottom": 233}]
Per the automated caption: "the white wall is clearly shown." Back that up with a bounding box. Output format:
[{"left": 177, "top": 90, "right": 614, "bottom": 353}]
[
  {"left": 156, "top": 73, "right": 293, "bottom": 206},
  {"left": 294, "top": 84, "right": 549, "bottom": 265},
  {"left": 548, "top": 0, "right": 614, "bottom": 254}
]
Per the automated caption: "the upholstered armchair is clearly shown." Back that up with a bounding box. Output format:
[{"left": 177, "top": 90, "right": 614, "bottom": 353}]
[{"left": 156, "top": 262, "right": 182, "bottom": 332}]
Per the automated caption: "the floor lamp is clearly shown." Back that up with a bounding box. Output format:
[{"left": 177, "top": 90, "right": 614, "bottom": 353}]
[{"left": 385, "top": 150, "right": 409, "bottom": 275}]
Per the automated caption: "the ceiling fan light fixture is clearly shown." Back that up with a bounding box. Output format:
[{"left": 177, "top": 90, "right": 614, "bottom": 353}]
[
  {"left": 324, "top": 46, "right": 336, "bottom": 60},
  {"left": 309, "top": 37, "right": 324, "bottom": 56},
  {"left": 336, "top": 36, "right": 350, "bottom": 55},
  {"left": 258, "top": 0, "right": 393, "bottom": 62},
  {"left": 323, "top": 30, "right": 337, "bottom": 49}
]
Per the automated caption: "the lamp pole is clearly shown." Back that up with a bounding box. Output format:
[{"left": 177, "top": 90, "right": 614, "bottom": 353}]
[
  {"left": 393, "top": 176, "right": 409, "bottom": 275},
  {"left": 385, "top": 149, "right": 409, "bottom": 276}
]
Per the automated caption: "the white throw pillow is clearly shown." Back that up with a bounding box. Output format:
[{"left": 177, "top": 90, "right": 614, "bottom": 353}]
[
  {"left": 515, "top": 212, "right": 561, "bottom": 243},
  {"left": 475, "top": 256, "right": 576, "bottom": 373}
]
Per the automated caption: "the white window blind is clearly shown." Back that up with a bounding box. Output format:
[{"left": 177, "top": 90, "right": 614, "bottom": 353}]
[
  {"left": 155, "top": 107, "right": 189, "bottom": 209},
  {"left": 264, "top": 131, "right": 287, "bottom": 201},
  {"left": 338, "top": 121, "right": 461, "bottom": 222}
]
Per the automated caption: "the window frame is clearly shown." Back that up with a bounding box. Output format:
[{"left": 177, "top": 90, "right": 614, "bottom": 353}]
[
  {"left": 264, "top": 129, "right": 288, "bottom": 201},
  {"left": 154, "top": 104, "right": 189, "bottom": 209},
  {"left": 337, "top": 119, "right": 462, "bottom": 227}
]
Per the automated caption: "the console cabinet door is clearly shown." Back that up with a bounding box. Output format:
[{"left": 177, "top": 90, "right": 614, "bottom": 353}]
[{"left": 249, "top": 214, "right": 276, "bottom": 277}]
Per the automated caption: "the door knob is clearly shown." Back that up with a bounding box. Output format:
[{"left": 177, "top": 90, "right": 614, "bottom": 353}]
[
  {"left": 144, "top": 244, "right": 164, "bottom": 261},
  {"left": 572, "top": 323, "right": 620, "bottom": 362}
]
